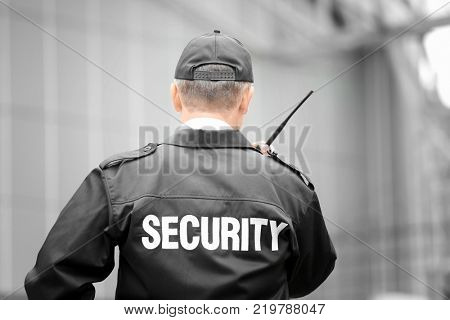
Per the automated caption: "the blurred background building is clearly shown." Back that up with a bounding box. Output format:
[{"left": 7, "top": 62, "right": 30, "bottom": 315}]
[{"left": 0, "top": 0, "right": 449, "bottom": 299}]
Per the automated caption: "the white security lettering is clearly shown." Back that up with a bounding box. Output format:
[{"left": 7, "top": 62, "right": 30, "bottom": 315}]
[
  {"left": 221, "top": 217, "right": 240, "bottom": 250},
  {"left": 270, "top": 221, "right": 288, "bottom": 251},
  {"left": 161, "top": 216, "right": 179, "bottom": 249},
  {"left": 240, "top": 218, "right": 249, "bottom": 251},
  {"left": 201, "top": 217, "right": 220, "bottom": 250},
  {"left": 180, "top": 215, "right": 200, "bottom": 250},
  {"left": 141, "top": 215, "right": 288, "bottom": 252},
  {"left": 250, "top": 218, "right": 268, "bottom": 251},
  {"left": 142, "top": 215, "right": 161, "bottom": 249}
]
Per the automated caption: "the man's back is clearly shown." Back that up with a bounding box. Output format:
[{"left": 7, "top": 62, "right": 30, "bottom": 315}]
[{"left": 114, "top": 128, "right": 298, "bottom": 299}]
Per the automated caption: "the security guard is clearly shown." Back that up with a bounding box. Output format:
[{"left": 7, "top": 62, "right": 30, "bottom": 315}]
[{"left": 25, "top": 30, "right": 336, "bottom": 299}]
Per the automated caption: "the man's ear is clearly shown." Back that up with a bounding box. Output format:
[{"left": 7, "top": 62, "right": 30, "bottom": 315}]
[
  {"left": 171, "top": 82, "right": 182, "bottom": 113},
  {"left": 239, "top": 85, "right": 254, "bottom": 115}
]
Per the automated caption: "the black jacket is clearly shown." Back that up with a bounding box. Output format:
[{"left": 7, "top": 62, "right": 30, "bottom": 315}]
[{"left": 25, "top": 128, "right": 336, "bottom": 299}]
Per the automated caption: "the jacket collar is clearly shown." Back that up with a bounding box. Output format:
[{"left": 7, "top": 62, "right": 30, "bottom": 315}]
[
  {"left": 163, "top": 127, "right": 253, "bottom": 148},
  {"left": 182, "top": 117, "right": 232, "bottom": 130}
]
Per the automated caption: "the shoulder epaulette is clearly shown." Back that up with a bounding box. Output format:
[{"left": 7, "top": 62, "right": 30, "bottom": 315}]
[
  {"left": 269, "top": 154, "right": 315, "bottom": 190},
  {"left": 99, "top": 143, "right": 158, "bottom": 169}
]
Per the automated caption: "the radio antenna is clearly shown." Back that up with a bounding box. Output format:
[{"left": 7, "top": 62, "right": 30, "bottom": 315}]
[{"left": 265, "top": 90, "right": 314, "bottom": 146}]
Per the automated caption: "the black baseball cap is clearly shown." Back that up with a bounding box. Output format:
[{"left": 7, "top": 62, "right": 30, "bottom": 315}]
[{"left": 174, "top": 30, "right": 253, "bottom": 83}]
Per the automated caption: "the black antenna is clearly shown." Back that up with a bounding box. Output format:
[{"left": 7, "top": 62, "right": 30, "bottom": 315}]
[{"left": 265, "top": 90, "right": 314, "bottom": 146}]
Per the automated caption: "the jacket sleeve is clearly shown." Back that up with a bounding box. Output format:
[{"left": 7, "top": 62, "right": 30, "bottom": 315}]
[
  {"left": 288, "top": 191, "right": 337, "bottom": 298},
  {"left": 25, "top": 168, "right": 116, "bottom": 299}
]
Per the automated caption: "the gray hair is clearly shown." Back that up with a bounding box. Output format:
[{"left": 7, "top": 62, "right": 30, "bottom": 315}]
[{"left": 174, "top": 64, "right": 252, "bottom": 112}]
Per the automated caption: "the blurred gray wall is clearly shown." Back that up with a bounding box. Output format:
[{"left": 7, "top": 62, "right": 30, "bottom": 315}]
[{"left": 1, "top": 0, "right": 448, "bottom": 299}]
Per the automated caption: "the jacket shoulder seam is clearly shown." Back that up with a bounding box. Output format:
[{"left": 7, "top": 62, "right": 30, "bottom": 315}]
[
  {"left": 111, "top": 193, "right": 295, "bottom": 224},
  {"left": 269, "top": 154, "right": 314, "bottom": 190}
]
